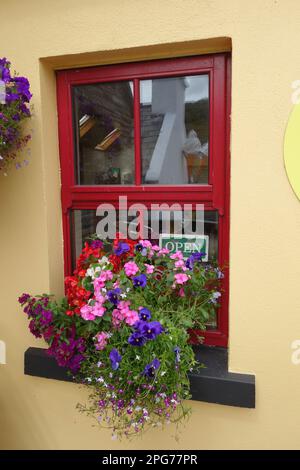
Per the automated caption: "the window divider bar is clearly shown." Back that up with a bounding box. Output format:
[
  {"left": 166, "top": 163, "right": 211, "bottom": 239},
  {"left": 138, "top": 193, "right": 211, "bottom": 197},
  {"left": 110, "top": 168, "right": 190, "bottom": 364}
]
[{"left": 133, "top": 78, "right": 141, "bottom": 185}]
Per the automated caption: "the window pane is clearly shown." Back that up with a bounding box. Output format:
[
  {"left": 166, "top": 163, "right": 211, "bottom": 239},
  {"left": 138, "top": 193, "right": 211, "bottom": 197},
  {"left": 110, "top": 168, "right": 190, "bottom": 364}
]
[
  {"left": 140, "top": 75, "right": 209, "bottom": 185},
  {"left": 72, "top": 82, "right": 135, "bottom": 185},
  {"left": 71, "top": 209, "right": 218, "bottom": 265}
]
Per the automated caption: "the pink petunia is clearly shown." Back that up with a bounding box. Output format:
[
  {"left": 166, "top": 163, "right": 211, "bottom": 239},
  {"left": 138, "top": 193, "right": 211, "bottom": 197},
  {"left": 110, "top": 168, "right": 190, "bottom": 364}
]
[
  {"left": 144, "top": 264, "right": 154, "bottom": 274},
  {"left": 118, "top": 300, "right": 131, "bottom": 314},
  {"left": 152, "top": 245, "right": 160, "bottom": 252},
  {"left": 124, "top": 261, "right": 139, "bottom": 277},
  {"left": 174, "top": 273, "right": 189, "bottom": 285},
  {"left": 124, "top": 309, "right": 139, "bottom": 326},
  {"left": 174, "top": 260, "right": 185, "bottom": 268},
  {"left": 80, "top": 304, "right": 95, "bottom": 321},
  {"left": 170, "top": 251, "right": 184, "bottom": 260},
  {"left": 139, "top": 240, "right": 152, "bottom": 248},
  {"left": 112, "top": 308, "right": 125, "bottom": 328},
  {"left": 91, "top": 303, "right": 106, "bottom": 317},
  {"left": 95, "top": 331, "right": 109, "bottom": 350},
  {"left": 158, "top": 248, "right": 170, "bottom": 256},
  {"left": 94, "top": 293, "right": 106, "bottom": 304}
]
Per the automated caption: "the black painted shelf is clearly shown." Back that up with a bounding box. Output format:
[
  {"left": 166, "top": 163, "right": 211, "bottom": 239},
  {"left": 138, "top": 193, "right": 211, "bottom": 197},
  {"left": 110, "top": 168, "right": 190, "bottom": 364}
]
[{"left": 24, "top": 345, "right": 255, "bottom": 408}]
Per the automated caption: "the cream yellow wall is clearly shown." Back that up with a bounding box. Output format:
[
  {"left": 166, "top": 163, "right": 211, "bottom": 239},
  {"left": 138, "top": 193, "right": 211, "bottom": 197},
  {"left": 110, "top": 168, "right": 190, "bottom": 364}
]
[{"left": 0, "top": 0, "right": 300, "bottom": 450}]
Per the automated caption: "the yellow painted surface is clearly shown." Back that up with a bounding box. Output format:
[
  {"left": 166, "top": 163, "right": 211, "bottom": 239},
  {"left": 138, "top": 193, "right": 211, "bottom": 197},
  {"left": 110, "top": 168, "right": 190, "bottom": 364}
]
[
  {"left": 0, "top": 0, "right": 300, "bottom": 449},
  {"left": 285, "top": 104, "right": 300, "bottom": 200}
]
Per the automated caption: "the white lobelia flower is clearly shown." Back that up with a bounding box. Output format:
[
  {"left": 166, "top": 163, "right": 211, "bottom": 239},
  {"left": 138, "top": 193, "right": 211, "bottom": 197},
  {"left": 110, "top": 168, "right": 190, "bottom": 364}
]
[{"left": 160, "top": 371, "right": 166, "bottom": 376}]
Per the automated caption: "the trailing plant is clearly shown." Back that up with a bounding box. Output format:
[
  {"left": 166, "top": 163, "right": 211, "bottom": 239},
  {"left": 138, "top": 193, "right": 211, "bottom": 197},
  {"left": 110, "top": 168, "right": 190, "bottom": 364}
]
[
  {"left": 0, "top": 57, "right": 32, "bottom": 173},
  {"left": 19, "top": 236, "right": 223, "bottom": 439}
]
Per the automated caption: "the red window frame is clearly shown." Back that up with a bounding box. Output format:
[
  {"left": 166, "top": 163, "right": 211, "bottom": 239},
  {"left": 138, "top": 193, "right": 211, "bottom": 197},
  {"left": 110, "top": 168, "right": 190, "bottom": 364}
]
[{"left": 56, "top": 53, "right": 231, "bottom": 347}]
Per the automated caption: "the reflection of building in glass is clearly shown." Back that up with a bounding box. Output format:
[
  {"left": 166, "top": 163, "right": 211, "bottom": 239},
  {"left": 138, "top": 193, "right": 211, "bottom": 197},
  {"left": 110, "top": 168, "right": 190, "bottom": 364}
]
[
  {"left": 73, "top": 82, "right": 134, "bottom": 185},
  {"left": 141, "top": 76, "right": 209, "bottom": 184}
]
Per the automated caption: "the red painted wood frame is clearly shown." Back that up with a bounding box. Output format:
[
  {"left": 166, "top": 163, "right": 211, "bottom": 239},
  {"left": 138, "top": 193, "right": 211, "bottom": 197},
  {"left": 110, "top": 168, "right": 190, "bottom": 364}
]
[{"left": 56, "top": 53, "right": 231, "bottom": 347}]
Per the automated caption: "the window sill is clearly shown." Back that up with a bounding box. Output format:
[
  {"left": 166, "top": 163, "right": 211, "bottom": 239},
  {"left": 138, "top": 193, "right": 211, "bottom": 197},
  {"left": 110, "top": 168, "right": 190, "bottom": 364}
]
[{"left": 24, "top": 346, "right": 255, "bottom": 408}]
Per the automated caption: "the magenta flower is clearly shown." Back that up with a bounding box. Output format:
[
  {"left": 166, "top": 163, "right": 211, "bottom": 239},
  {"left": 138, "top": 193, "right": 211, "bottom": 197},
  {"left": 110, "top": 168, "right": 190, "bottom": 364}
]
[
  {"left": 174, "top": 273, "right": 189, "bottom": 285},
  {"left": 124, "top": 310, "right": 139, "bottom": 326},
  {"left": 124, "top": 261, "right": 139, "bottom": 277},
  {"left": 144, "top": 264, "right": 154, "bottom": 274}
]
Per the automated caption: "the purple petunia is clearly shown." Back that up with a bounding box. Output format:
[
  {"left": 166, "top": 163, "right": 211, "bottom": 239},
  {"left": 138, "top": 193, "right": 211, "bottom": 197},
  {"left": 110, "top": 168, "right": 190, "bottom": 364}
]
[
  {"left": 29, "top": 319, "right": 42, "bottom": 338},
  {"left": 107, "top": 288, "right": 121, "bottom": 306},
  {"left": 47, "top": 334, "right": 86, "bottom": 373},
  {"left": 40, "top": 309, "right": 53, "bottom": 326},
  {"left": 114, "top": 242, "right": 130, "bottom": 256},
  {"left": 143, "top": 358, "right": 160, "bottom": 378},
  {"left": 132, "top": 274, "right": 147, "bottom": 288},
  {"left": 14, "top": 76, "right": 32, "bottom": 102},
  {"left": 128, "top": 332, "right": 147, "bottom": 347},
  {"left": 138, "top": 307, "right": 151, "bottom": 321},
  {"left": 18, "top": 293, "right": 30, "bottom": 305},
  {"left": 0, "top": 58, "right": 11, "bottom": 82},
  {"left": 109, "top": 348, "right": 122, "bottom": 370}
]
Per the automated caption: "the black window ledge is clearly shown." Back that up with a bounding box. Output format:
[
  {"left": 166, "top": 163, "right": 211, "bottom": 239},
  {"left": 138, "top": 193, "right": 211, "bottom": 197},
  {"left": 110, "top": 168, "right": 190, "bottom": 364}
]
[{"left": 24, "top": 346, "right": 255, "bottom": 408}]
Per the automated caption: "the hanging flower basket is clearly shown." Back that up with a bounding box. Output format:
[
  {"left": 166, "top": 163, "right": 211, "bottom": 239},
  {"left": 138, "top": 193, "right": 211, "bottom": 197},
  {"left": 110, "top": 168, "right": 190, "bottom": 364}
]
[
  {"left": 0, "top": 58, "right": 32, "bottom": 173},
  {"left": 19, "top": 236, "right": 223, "bottom": 440}
]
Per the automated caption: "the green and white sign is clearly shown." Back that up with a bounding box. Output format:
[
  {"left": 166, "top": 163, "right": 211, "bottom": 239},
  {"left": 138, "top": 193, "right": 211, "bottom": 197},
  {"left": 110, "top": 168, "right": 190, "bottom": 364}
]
[{"left": 159, "top": 234, "right": 209, "bottom": 261}]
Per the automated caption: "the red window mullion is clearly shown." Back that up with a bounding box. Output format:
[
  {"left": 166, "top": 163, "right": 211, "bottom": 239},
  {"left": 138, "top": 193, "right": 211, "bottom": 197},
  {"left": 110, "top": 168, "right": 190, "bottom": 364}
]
[{"left": 133, "top": 78, "right": 141, "bottom": 185}]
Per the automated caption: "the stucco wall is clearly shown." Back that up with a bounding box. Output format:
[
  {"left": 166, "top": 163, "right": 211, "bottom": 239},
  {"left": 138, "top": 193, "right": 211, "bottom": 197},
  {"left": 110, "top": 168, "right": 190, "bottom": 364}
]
[{"left": 0, "top": 0, "right": 300, "bottom": 450}]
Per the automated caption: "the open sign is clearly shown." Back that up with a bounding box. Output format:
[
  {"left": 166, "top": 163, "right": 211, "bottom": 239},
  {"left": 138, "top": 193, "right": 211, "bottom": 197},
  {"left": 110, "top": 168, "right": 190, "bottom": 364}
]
[{"left": 159, "top": 234, "right": 209, "bottom": 261}]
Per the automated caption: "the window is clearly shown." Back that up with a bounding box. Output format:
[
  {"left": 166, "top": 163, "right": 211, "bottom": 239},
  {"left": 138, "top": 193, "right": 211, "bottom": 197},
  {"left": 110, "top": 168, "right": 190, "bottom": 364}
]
[{"left": 56, "top": 53, "right": 230, "bottom": 347}]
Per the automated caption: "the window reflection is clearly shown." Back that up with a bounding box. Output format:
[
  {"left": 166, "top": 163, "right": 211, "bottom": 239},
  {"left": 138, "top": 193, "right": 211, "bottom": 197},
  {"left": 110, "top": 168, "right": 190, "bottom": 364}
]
[
  {"left": 73, "top": 81, "right": 135, "bottom": 185},
  {"left": 140, "top": 75, "right": 209, "bottom": 184}
]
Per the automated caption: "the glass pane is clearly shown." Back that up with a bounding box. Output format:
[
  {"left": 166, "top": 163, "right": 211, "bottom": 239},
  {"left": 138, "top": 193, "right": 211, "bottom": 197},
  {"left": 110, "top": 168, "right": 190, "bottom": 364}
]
[
  {"left": 145, "top": 210, "right": 218, "bottom": 261},
  {"left": 140, "top": 75, "right": 209, "bottom": 185},
  {"left": 72, "top": 81, "right": 135, "bottom": 185},
  {"left": 71, "top": 208, "right": 217, "bottom": 265}
]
